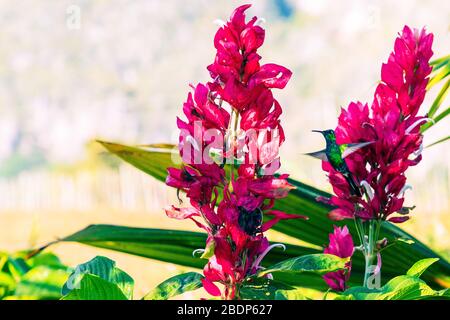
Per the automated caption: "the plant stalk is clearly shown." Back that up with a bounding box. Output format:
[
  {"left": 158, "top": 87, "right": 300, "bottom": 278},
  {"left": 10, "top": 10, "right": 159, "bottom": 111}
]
[{"left": 356, "top": 218, "right": 381, "bottom": 288}]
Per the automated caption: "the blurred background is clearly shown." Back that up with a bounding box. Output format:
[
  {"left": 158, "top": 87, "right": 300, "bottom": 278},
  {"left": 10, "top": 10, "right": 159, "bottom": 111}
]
[{"left": 0, "top": 0, "right": 449, "bottom": 297}]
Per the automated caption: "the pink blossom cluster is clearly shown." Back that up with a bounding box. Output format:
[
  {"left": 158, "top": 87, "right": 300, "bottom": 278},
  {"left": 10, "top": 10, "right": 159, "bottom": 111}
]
[
  {"left": 323, "top": 226, "right": 354, "bottom": 291},
  {"left": 165, "top": 5, "right": 305, "bottom": 299},
  {"left": 323, "top": 26, "right": 434, "bottom": 224}
]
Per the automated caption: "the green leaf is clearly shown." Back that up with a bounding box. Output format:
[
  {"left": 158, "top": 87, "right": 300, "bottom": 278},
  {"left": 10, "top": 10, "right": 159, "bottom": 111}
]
[
  {"left": 0, "top": 252, "right": 8, "bottom": 271},
  {"left": 430, "top": 55, "right": 450, "bottom": 68},
  {"left": 427, "top": 79, "right": 449, "bottom": 118},
  {"left": 337, "top": 261, "right": 450, "bottom": 300},
  {"left": 0, "top": 271, "right": 16, "bottom": 292},
  {"left": 88, "top": 141, "right": 450, "bottom": 289},
  {"left": 427, "top": 61, "right": 450, "bottom": 90},
  {"left": 422, "top": 106, "right": 450, "bottom": 132},
  {"left": 379, "top": 275, "right": 436, "bottom": 300},
  {"left": 259, "top": 254, "right": 348, "bottom": 277},
  {"left": 274, "top": 288, "right": 308, "bottom": 300},
  {"left": 98, "top": 141, "right": 179, "bottom": 182},
  {"left": 407, "top": 258, "right": 439, "bottom": 278},
  {"left": 24, "top": 252, "right": 66, "bottom": 270},
  {"left": 61, "top": 274, "right": 128, "bottom": 300},
  {"left": 14, "top": 266, "right": 69, "bottom": 300},
  {"left": 58, "top": 225, "right": 319, "bottom": 269},
  {"left": 7, "top": 257, "right": 31, "bottom": 281},
  {"left": 426, "top": 135, "right": 450, "bottom": 148},
  {"left": 62, "top": 256, "right": 134, "bottom": 299},
  {"left": 61, "top": 225, "right": 211, "bottom": 269},
  {"left": 239, "top": 277, "right": 294, "bottom": 300},
  {"left": 50, "top": 224, "right": 341, "bottom": 290},
  {"left": 200, "top": 240, "right": 215, "bottom": 260},
  {"left": 143, "top": 272, "right": 203, "bottom": 300},
  {"left": 338, "top": 286, "right": 381, "bottom": 300}
]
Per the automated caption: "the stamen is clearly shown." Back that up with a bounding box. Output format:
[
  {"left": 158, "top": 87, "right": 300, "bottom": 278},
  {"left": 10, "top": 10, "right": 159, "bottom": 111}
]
[
  {"left": 398, "top": 184, "right": 412, "bottom": 197},
  {"left": 360, "top": 180, "right": 374, "bottom": 200},
  {"left": 252, "top": 243, "right": 286, "bottom": 270},
  {"left": 192, "top": 249, "right": 205, "bottom": 257},
  {"left": 405, "top": 118, "right": 433, "bottom": 134},
  {"left": 413, "top": 143, "right": 423, "bottom": 157}
]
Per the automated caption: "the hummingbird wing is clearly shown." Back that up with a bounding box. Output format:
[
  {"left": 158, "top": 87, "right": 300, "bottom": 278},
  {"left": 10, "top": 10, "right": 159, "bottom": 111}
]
[
  {"left": 341, "top": 141, "right": 373, "bottom": 159},
  {"left": 305, "top": 149, "right": 328, "bottom": 161}
]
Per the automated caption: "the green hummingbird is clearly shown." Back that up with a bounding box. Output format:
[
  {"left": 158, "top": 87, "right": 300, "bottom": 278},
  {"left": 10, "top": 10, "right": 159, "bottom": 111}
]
[{"left": 306, "top": 129, "right": 373, "bottom": 197}]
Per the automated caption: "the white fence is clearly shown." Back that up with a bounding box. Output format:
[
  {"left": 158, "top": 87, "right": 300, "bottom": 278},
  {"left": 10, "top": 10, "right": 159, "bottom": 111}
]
[
  {"left": 0, "top": 165, "right": 448, "bottom": 216},
  {"left": 0, "top": 166, "right": 175, "bottom": 213}
]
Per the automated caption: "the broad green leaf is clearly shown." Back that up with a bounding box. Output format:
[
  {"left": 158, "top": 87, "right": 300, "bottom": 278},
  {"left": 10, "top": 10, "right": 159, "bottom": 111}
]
[
  {"left": 7, "top": 257, "right": 31, "bottom": 281},
  {"left": 273, "top": 273, "right": 331, "bottom": 291},
  {"left": 96, "top": 141, "right": 450, "bottom": 289},
  {"left": 274, "top": 288, "right": 308, "bottom": 300},
  {"left": 58, "top": 225, "right": 319, "bottom": 270},
  {"left": 2, "top": 295, "right": 42, "bottom": 300},
  {"left": 379, "top": 275, "right": 436, "bottom": 300},
  {"left": 50, "top": 224, "right": 351, "bottom": 290},
  {"left": 436, "top": 288, "right": 450, "bottom": 298},
  {"left": 61, "top": 225, "right": 211, "bottom": 269},
  {"left": 98, "top": 141, "right": 180, "bottom": 182},
  {"left": 337, "top": 268, "right": 450, "bottom": 300},
  {"left": 62, "top": 274, "right": 128, "bottom": 300},
  {"left": 0, "top": 271, "right": 16, "bottom": 292},
  {"left": 27, "top": 252, "right": 66, "bottom": 269},
  {"left": 0, "top": 252, "right": 7, "bottom": 271},
  {"left": 239, "top": 277, "right": 294, "bottom": 300},
  {"left": 259, "top": 254, "right": 348, "bottom": 277},
  {"left": 62, "top": 256, "right": 134, "bottom": 299},
  {"left": 143, "top": 272, "right": 203, "bottom": 300},
  {"left": 13, "top": 266, "right": 69, "bottom": 300},
  {"left": 407, "top": 258, "right": 439, "bottom": 278},
  {"left": 338, "top": 286, "right": 381, "bottom": 300}
]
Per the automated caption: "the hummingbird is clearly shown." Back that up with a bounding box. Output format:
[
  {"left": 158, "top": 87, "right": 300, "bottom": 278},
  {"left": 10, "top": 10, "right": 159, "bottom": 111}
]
[{"left": 306, "top": 129, "right": 373, "bottom": 197}]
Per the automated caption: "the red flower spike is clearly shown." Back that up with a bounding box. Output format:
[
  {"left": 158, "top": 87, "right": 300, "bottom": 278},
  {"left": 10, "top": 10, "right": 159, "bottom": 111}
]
[
  {"left": 323, "top": 26, "right": 433, "bottom": 224},
  {"left": 165, "top": 5, "right": 297, "bottom": 299}
]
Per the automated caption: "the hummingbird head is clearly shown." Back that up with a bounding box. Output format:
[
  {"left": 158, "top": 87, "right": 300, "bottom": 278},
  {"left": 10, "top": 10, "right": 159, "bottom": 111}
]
[{"left": 312, "top": 129, "right": 336, "bottom": 143}]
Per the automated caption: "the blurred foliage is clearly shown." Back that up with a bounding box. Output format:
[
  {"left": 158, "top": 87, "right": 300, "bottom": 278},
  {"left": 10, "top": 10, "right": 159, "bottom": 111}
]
[{"left": 0, "top": 251, "right": 69, "bottom": 300}]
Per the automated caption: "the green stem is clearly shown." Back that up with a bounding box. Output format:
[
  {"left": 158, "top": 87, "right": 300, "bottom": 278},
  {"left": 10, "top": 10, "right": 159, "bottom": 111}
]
[{"left": 362, "top": 219, "right": 382, "bottom": 288}]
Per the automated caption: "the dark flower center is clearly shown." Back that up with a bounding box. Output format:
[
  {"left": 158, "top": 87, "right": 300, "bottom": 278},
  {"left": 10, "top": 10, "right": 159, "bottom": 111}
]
[{"left": 238, "top": 207, "right": 263, "bottom": 236}]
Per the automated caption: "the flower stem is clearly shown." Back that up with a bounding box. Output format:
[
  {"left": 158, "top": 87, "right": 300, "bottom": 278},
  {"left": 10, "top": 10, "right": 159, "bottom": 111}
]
[{"left": 355, "top": 218, "right": 381, "bottom": 288}]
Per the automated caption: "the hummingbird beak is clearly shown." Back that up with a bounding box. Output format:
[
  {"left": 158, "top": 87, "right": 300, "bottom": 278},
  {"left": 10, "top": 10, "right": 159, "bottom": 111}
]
[{"left": 311, "top": 130, "right": 323, "bottom": 134}]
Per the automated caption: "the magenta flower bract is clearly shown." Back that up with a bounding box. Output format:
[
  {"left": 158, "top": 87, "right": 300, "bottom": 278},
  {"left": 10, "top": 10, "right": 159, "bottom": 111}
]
[
  {"left": 323, "top": 226, "right": 354, "bottom": 291},
  {"left": 323, "top": 26, "right": 433, "bottom": 223},
  {"left": 165, "top": 5, "right": 305, "bottom": 299}
]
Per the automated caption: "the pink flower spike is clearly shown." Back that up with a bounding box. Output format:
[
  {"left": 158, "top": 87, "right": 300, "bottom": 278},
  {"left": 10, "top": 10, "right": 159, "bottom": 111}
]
[
  {"left": 323, "top": 226, "right": 354, "bottom": 291},
  {"left": 322, "top": 25, "right": 433, "bottom": 224}
]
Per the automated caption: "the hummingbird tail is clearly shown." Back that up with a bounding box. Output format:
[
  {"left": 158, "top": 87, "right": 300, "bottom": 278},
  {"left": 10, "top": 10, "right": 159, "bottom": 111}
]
[{"left": 343, "top": 173, "right": 362, "bottom": 197}]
